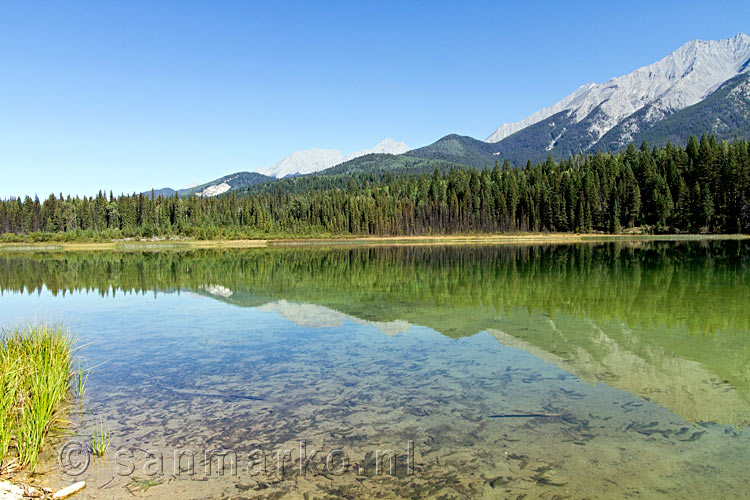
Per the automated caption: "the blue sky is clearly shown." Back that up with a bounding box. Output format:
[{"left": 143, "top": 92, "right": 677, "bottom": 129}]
[{"left": 2, "top": 0, "right": 749, "bottom": 197}]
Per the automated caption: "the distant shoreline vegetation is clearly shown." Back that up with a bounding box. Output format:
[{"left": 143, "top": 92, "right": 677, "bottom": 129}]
[{"left": 2, "top": 135, "right": 750, "bottom": 239}]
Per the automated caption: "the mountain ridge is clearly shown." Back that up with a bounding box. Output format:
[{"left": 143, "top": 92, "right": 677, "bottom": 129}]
[
  {"left": 144, "top": 34, "right": 750, "bottom": 196},
  {"left": 256, "top": 138, "right": 409, "bottom": 179},
  {"left": 145, "top": 138, "right": 409, "bottom": 197},
  {"left": 485, "top": 33, "right": 750, "bottom": 161},
  {"left": 146, "top": 172, "right": 273, "bottom": 199}
]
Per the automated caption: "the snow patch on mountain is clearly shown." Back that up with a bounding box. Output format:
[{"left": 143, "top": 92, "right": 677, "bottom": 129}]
[
  {"left": 486, "top": 33, "right": 750, "bottom": 145},
  {"left": 196, "top": 182, "right": 231, "bottom": 197},
  {"left": 546, "top": 128, "right": 566, "bottom": 151}
]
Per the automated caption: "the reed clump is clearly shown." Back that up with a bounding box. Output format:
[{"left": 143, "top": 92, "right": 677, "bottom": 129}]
[
  {"left": 90, "top": 420, "right": 111, "bottom": 457},
  {"left": 0, "top": 323, "right": 74, "bottom": 471}
]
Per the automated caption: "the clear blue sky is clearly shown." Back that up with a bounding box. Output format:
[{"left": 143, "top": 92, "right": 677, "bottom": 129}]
[{"left": 2, "top": 0, "right": 749, "bottom": 197}]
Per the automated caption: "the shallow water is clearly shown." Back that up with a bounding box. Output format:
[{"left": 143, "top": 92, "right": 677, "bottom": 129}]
[{"left": 0, "top": 241, "right": 748, "bottom": 499}]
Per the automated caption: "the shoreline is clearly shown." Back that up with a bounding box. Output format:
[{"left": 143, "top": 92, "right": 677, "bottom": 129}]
[{"left": 0, "top": 233, "right": 748, "bottom": 252}]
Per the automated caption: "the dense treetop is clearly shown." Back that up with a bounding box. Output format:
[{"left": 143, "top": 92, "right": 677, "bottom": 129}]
[{"left": 2, "top": 135, "right": 749, "bottom": 240}]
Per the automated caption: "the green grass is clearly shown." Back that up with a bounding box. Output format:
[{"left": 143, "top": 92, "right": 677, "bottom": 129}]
[
  {"left": 73, "top": 367, "right": 89, "bottom": 400},
  {"left": 0, "top": 323, "right": 74, "bottom": 471},
  {"left": 90, "top": 420, "right": 111, "bottom": 457}
]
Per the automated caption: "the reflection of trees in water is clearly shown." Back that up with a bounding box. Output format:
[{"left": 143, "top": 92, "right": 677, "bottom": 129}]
[{"left": 1, "top": 240, "right": 747, "bottom": 335}]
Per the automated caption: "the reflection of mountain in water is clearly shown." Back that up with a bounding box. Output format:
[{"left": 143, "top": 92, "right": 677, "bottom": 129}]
[
  {"left": 488, "top": 311, "right": 750, "bottom": 428},
  {"left": 200, "top": 284, "right": 233, "bottom": 298},
  {"left": 198, "top": 285, "right": 412, "bottom": 335},
  {"left": 204, "top": 286, "right": 750, "bottom": 427},
  {"left": 1, "top": 241, "right": 748, "bottom": 426},
  {"left": 258, "top": 300, "right": 411, "bottom": 335}
]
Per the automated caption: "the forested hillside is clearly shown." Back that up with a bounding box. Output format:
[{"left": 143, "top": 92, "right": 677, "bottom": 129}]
[
  {"left": 2, "top": 136, "right": 749, "bottom": 240},
  {"left": 403, "top": 134, "right": 501, "bottom": 167}
]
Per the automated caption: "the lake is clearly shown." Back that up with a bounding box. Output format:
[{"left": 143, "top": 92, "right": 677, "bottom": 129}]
[{"left": 0, "top": 240, "right": 748, "bottom": 499}]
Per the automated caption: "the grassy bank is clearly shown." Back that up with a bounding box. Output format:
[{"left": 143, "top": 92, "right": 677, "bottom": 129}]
[
  {"left": 0, "top": 324, "right": 74, "bottom": 471},
  {"left": 0, "top": 233, "right": 748, "bottom": 252}
]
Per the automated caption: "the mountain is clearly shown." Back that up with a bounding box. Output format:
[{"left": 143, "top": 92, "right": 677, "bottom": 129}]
[
  {"left": 240, "top": 155, "right": 465, "bottom": 197},
  {"left": 145, "top": 138, "right": 409, "bottom": 197},
  {"left": 181, "top": 172, "right": 273, "bottom": 197},
  {"left": 404, "top": 134, "right": 502, "bottom": 167},
  {"left": 605, "top": 71, "right": 750, "bottom": 148},
  {"left": 256, "top": 138, "right": 409, "bottom": 178},
  {"left": 256, "top": 148, "right": 344, "bottom": 178},
  {"left": 146, "top": 172, "right": 273, "bottom": 198},
  {"left": 147, "top": 187, "right": 177, "bottom": 198},
  {"left": 343, "top": 138, "right": 409, "bottom": 162},
  {"left": 486, "top": 33, "right": 750, "bottom": 163},
  {"left": 319, "top": 153, "right": 463, "bottom": 177},
  {"left": 237, "top": 152, "right": 476, "bottom": 198},
  {"left": 143, "top": 35, "right": 750, "bottom": 196}
]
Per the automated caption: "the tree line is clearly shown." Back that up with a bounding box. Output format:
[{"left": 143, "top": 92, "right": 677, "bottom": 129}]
[{"left": 2, "top": 135, "right": 750, "bottom": 240}]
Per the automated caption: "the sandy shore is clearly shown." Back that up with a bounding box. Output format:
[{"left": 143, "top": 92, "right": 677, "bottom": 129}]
[{"left": 0, "top": 239, "right": 268, "bottom": 252}]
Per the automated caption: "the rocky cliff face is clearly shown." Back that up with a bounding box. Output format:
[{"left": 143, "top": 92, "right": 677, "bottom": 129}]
[{"left": 486, "top": 34, "right": 750, "bottom": 162}]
